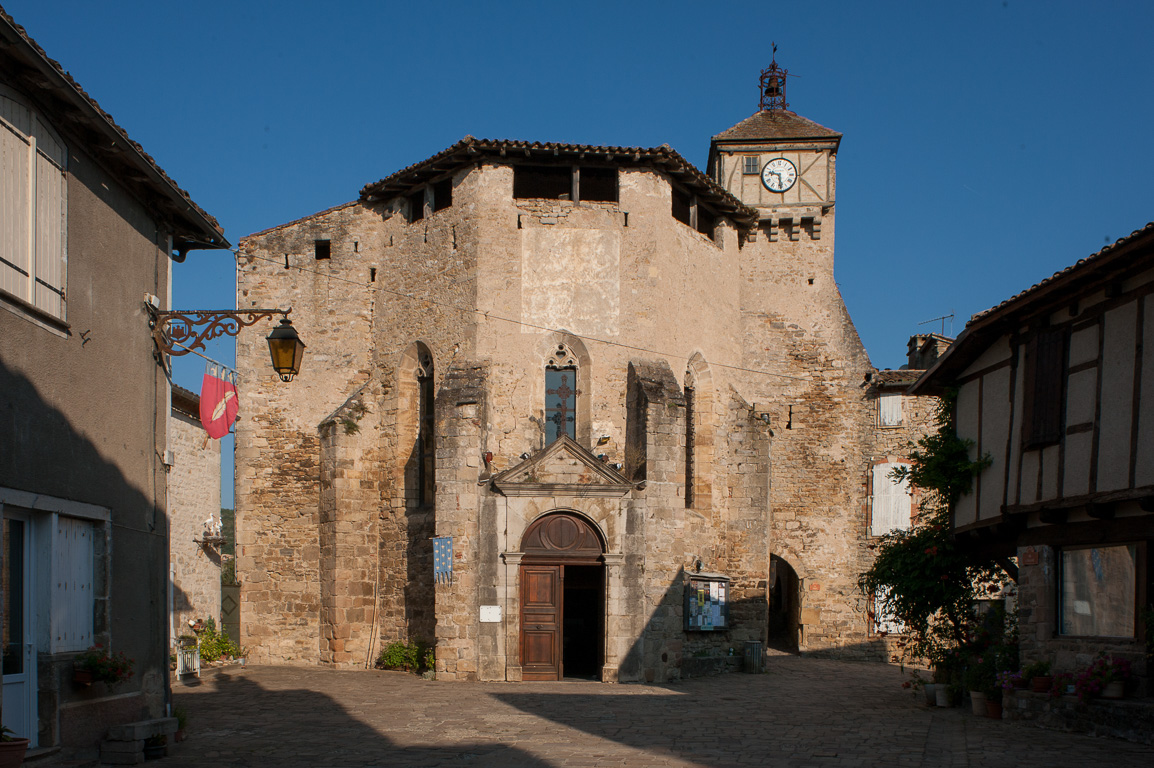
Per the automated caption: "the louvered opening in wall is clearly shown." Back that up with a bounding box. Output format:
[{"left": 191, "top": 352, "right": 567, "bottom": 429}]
[{"left": 870, "top": 462, "right": 912, "bottom": 536}]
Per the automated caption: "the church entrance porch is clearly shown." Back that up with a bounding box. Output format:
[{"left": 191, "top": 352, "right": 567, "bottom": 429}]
[{"left": 518, "top": 513, "right": 606, "bottom": 681}]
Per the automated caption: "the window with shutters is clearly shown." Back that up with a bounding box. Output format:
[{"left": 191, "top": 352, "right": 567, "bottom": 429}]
[
  {"left": 52, "top": 516, "right": 94, "bottom": 652},
  {"left": 878, "top": 392, "right": 903, "bottom": 427},
  {"left": 0, "top": 85, "right": 67, "bottom": 321},
  {"left": 870, "top": 461, "right": 912, "bottom": 536},
  {"left": 1022, "top": 329, "right": 1066, "bottom": 447},
  {"left": 871, "top": 586, "right": 906, "bottom": 635}
]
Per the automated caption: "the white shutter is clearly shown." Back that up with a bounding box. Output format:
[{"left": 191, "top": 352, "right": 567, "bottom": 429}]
[
  {"left": 879, "top": 392, "right": 903, "bottom": 426},
  {"left": 33, "top": 127, "right": 66, "bottom": 317},
  {"left": 53, "top": 516, "right": 94, "bottom": 651},
  {"left": 0, "top": 94, "right": 32, "bottom": 301},
  {"left": 871, "top": 462, "right": 912, "bottom": 536}
]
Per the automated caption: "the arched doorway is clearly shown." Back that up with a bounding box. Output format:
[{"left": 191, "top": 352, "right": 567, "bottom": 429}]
[
  {"left": 520, "top": 512, "right": 605, "bottom": 681},
  {"left": 767, "top": 555, "right": 800, "bottom": 653}
]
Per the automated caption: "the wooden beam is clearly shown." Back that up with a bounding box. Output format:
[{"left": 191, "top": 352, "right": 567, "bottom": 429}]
[{"left": 1039, "top": 508, "right": 1067, "bottom": 525}]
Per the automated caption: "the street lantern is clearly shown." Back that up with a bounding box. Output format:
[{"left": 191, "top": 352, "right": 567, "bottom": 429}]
[
  {"left": 147, "top": 303, "right": 305, "bottom": 382},
  {"left": 266, "top": 317, "right": 305, "bottom": 382}
]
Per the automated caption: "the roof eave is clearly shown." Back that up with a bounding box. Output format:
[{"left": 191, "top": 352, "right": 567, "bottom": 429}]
[{"left": 0, "top": 12, "right": 230, "bottom": 252}]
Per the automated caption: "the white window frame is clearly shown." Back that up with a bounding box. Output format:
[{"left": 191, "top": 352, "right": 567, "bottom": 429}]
[
  {"left": 872, "top": 586, "right": 906, "bottom": 635},
  {"left": 0, "top": 84, "right": 68, "bottom": 322},
  {"left": 870, "top": 461, "right": 912, "bottom": 536},
  {"left": 879, "top": 391, "right": 903, "bottom": 427}
]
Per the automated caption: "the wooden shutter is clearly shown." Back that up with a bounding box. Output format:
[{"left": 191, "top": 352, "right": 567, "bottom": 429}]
[
  {"left": 879, "top": 392, "right": 903, "bottom": 427},
  {"left": 32, "top": 115, "right": 66, "bottom": 317},
  {"left": 1023, "top": 329, "right": 1066, "bottom": 446},
  {"left": 871, "top": 462, "right": 912, "bottom": 536},
  {"left": 53, "top": 517, "right": 94, "bottom": 651},
  {"left": 0, "top": 92, "right": 32, "bottom": 301}
]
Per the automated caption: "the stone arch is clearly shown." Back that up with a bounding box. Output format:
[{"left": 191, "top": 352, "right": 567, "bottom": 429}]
[
  {"left": 521, "top": 509, "right": 606, "bottom": 563},
  {"left": 518, "top": 510, "right": 607, "bottom": 680},
  {"left": 767, "top": 554, "right": 800, "bottom": 653},
  {"left": 393, "top": 341, "right": 436, "bottom": 643},
  {"left": 684, "top": 352, "right": 715, "bottom": 510},
  {"left": 536, "top": 331, "right": 592, "bottom": 447},
  {"left": 397, "top": 342, "right": 435, "bottom": 507}
]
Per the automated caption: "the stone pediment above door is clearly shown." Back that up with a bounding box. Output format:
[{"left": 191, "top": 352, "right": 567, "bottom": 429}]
[{"left": 491, "top": 435, "right": 633, "bottom": 497}]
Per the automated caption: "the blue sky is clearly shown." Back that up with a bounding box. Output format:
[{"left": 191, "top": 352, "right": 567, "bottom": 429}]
[{"left": 7, "top": 0, "right": 1153, "bottom": 507}]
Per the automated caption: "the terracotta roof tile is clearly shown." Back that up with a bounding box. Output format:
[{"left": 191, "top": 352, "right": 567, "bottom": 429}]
[
  {"left": 969, "top": 222, "right": 1154, "bottom": 324},
  {"left": 359, "top": 136, "right": 759, "bottom": 230},
  {"left": 712, "top": 110, "right": 842, "bottom": 143}
]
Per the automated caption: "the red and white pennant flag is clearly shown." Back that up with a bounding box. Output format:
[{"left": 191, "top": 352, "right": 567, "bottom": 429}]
[{"left": 199, "top": 362, "right": 239, "bottom": 439}]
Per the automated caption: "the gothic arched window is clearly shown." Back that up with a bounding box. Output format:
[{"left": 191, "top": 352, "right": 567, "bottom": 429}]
[{"left": 545, "top": 343, "right": 578, "bottom": 444}]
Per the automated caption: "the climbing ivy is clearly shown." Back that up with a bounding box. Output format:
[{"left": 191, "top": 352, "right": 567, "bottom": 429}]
[{"left": 859, "top": 389, "right": 1003, "bottom": 666}]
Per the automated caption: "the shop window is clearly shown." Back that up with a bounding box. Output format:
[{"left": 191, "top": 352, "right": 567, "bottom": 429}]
[
  {"left": 1022, "top": 329, "right": 1065, "bottom": 446},
  {"left": 870, "top": 462, "right": 912, "bottom": 536},
  {"left": 580, "top": 167, "right": 618, "bottom": 202},
  {"left": 0, "top": 85, "right": 67, "bottom": 320},
  {"left": 879, "top": 392, "right": 903, "bottom": 427},
  {"left": 514, "top": 165, "right": 571, "bottom": 200},
  {"left": 1060, "top": 545, "right": 1136, "bottom": 637},
  {"left": 432, "top": 178, "right": 453, "bottom": 212}
]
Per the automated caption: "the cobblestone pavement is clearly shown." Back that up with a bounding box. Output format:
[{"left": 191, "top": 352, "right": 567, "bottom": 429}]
[{"left": 167, "top": 656, "right": 1154, "bottom": 768}]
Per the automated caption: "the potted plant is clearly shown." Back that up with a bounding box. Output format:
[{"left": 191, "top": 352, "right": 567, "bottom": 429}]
[
  {"left": 963, "top": 657, "right": 993, "bottom": 715},
  {"left": 0, "top": 726, "right": 29, "bottom": 768},
  {"left": 73, "top": 644, "right": 135, "bottom": 690},
  {"left": 173, "top": 706, "right": 188, "bottom": 743},
  {"left": 1074, "top": 653, "right": 1131, "bottom": 701},
  {"left": 1022, "top": 659, "right": 1052, "bottom": 693},
  {"left": 143, "top": 734, "right": 166, "bottom": 760}
]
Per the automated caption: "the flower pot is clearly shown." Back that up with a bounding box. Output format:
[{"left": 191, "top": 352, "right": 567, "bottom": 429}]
[
  {"left": 969, "top": 691, "right": 987, "bottom": 715},
  {"left": 935, "top": 685, "right": 950, "bottom": 707},
  {"left": 143, "top": 743, "right": 166, "bottom": 760},
  {"left": 922, "top": 683, "right": 938, "bottom": 707},
  {"left": 1101, "top": 680, "right": 1125, "bottom": 699},
  {"left": 986, "top": 700, "right": 1003, "bottom": 719},
  {"left": 174, "top": 729, "right": 186, "bottom": 743},
  {"left": 1030, "top": 675, "right": 1053, "bottom": 693},
  {"left": 0, "top": 738, "right": 30, "bottom": 768},
  {"left": 72, "top": 669, "right": 94, "bottom": 686}
]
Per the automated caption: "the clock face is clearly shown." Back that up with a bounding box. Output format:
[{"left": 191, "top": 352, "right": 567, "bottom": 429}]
[{"left": 761, "top": 158, "right": 797, "bottom": 192}]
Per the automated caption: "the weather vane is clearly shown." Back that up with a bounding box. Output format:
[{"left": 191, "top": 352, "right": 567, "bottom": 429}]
[{"left": 759, "top": 43, "right": 791, "bottom": 112}]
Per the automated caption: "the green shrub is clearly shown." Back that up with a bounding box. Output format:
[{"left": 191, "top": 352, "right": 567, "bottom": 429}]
[
  {"left": 377, "top": 639, "right": 434, "bottom": 674},
  {"left": 198, "top": 617, "right": 242, "bottom": 662}
]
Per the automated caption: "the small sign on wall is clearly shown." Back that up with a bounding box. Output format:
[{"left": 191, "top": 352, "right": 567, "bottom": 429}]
[{"left": 480, "top": 605, "right": 502, "bottom": 623}]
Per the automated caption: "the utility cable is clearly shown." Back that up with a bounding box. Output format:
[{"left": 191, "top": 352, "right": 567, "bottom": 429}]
[{"left": 233, "top": 248, "right": 827, "bottom": 386}]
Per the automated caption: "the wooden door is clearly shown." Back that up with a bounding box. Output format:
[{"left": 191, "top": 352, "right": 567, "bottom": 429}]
[{"left": 520, "top": 565, "right": 562, "bottom": 680}]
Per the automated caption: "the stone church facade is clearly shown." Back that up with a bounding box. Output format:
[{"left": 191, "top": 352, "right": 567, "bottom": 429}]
[{"left": 234, "top": 68, "right": 936, "bottom": 681}]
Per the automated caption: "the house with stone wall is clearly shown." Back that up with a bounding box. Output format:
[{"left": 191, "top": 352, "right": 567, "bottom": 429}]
[
  {"left": 234, "top": 65, "right": 938, "bottom": 681},
  {"left": 168, "top": 386, "right": 223, "bottom": 641}
]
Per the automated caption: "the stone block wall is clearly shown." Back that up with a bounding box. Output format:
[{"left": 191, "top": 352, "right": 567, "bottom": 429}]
[{"left": 168, "top": 408, "right": 221, "bottom": 636}]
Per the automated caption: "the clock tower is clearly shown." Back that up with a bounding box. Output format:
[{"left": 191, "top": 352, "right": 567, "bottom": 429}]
[{"left": 707, "top": 55, "right": 840, "bottom": 243}]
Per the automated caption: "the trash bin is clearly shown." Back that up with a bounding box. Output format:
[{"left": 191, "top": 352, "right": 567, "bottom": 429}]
[{"left": 743, "top": 640, "right": 764, "bottom": 673}]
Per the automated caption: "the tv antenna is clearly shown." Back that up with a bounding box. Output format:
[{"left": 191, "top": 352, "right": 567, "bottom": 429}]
[{"left": 918, "top": 312, "right": 955, "bottom": 337}]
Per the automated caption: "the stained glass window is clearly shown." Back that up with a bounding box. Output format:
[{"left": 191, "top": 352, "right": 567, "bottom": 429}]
[{"left": 545, "top": 366, "right": 577, "bottom": 444}]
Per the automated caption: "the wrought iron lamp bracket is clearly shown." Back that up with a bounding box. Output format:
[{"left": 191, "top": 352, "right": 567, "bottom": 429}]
[{"left": 147, "top": 306, "right": 292, "bottom": 357}]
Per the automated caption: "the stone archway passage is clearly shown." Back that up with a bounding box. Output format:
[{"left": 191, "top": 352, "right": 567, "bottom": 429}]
[{"left": 520, "top": 513, "right": 605, "bottom": 681}]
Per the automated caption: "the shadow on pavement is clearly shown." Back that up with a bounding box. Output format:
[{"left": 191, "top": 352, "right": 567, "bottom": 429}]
[{"left": 168, "top": 671, "right": 550, "bottom": 768}]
